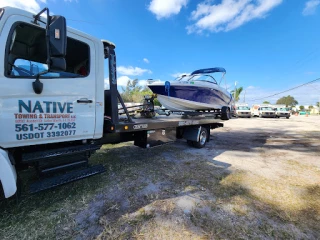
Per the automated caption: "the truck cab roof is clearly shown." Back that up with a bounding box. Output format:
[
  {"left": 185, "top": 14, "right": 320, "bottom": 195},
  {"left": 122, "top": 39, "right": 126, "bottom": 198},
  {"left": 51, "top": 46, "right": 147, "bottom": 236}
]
[{"left": 1, "top": 6, "right": 104, "bottom": 45}]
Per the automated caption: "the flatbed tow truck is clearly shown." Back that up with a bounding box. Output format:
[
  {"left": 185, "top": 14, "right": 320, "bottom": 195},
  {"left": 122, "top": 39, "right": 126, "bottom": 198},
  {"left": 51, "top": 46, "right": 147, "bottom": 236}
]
[{"left": 0, "top": 7, "right": 230, "bottom": 199}]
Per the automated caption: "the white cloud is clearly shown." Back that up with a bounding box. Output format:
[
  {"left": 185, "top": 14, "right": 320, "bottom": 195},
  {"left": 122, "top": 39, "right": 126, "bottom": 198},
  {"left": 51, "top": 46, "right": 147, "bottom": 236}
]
[
  {"left": 117, "top": 66, "right": 152, "bottom": 76},
  {"left": 117, "top": 76, "right": 132, "bottom": 86},
  {"left": 104, "top": 76, "right": 132, "bottom": 90},
  {"left": 244, "top": 82, "right": 320, "bottom": 106},
  {"left": 302, "top": 0, "right": 320, "bottom": 16},
  {"left": 143, "top": 58, "right": 150, "bottom": 64},
  {"left": 137, "top": 79, "right": 148, "bottom": 87},
  {"left": 104, "top": 78, "right": 110, "bottom": 89},
  {"left": 64, "top": 0, "right": 78, "bottom": 3},
  {"left": 186, "top": 0, "right": 282, "bottom": 34},
  {"left": 0, "top": 0, "right": 46, "bottom": 13},
  {"left": 148, "top": 0, "right": 188, "bottom": 19}
]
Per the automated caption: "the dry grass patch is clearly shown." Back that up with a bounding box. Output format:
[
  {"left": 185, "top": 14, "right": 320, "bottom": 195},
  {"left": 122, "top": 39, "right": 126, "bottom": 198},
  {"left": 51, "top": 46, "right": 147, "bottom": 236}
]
[{"left": 1, "top": 129, "right": 320, "bottom": 239}]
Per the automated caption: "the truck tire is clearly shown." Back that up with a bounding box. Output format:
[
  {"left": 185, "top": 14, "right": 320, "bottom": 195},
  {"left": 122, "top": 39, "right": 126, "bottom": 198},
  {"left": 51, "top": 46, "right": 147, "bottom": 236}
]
[
  {"left": 193, "top": 127, "right": 208, "bottom": 148},
  {"left": 221, "top": 106, "right": 231, "bottom": 120}
]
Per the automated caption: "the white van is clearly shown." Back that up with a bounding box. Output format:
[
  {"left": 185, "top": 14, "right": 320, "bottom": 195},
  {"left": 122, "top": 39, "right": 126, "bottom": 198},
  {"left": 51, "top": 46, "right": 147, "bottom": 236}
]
[
  {"left": 251, "top": 104, "right": 276, "bottom": 118},
  {"left": 235, "top": 104, "right": 251, "bottom": 118}
]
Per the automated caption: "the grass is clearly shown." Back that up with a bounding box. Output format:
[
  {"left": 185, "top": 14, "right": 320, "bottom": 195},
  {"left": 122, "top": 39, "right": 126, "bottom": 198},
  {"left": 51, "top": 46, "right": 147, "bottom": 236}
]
[{"left": 0, "top": 134, "right": 319, "bottom": 239}]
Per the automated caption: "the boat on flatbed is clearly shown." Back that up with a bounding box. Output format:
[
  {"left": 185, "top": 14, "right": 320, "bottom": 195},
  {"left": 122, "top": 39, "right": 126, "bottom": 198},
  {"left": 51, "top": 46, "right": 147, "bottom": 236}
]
[{"left": 147, "top": 68, "right": 233, "bottom": 117}]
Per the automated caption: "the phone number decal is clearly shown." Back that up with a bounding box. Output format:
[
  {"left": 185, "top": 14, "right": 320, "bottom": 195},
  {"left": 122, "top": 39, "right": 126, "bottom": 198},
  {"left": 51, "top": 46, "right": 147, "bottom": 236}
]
[
  {"left": 15, "top": 123, "right": 76, "bottom": 132},
  {"left": 15, "top": 123, "right": 76, "bottom": 140}
]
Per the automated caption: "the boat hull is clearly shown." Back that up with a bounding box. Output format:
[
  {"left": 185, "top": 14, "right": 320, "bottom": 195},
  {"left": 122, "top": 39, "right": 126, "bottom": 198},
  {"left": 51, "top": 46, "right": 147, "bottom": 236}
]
[{"left": 148, "top": 84, "right": 232, "bottom": 111}]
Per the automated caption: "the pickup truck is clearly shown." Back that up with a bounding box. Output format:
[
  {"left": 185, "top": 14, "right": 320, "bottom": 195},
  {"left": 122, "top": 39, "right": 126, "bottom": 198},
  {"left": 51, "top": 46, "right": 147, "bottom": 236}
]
[
  {"left": 235, "top": 105, "right": 251, "bottom": 118},
  {"left": 274, "top": 107, "right": 290, "bottom": 119},
  {"left": 0, "top": 6, "right": 227, "bottom": 199},
  {"left": 257, "top": 107, "right": 276, "bottom": 118}
]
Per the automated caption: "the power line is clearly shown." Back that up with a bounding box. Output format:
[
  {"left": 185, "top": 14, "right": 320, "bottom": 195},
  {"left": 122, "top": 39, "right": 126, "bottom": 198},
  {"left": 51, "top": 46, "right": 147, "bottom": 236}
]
[{"left": 248, "top": 77, "right": 320, "bottom": 101}]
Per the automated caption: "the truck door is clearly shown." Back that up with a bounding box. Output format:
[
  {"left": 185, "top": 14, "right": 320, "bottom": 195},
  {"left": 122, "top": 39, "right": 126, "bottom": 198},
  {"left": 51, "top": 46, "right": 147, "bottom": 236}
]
[{"left": 0, "top": 16, "right": 96, "bottom": 148}]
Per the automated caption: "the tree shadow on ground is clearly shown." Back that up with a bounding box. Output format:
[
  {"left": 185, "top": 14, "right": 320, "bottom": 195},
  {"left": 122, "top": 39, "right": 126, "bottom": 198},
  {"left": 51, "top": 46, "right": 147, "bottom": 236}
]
[{"left": 0, "top": 125, "right": 319, "bottom": 239}]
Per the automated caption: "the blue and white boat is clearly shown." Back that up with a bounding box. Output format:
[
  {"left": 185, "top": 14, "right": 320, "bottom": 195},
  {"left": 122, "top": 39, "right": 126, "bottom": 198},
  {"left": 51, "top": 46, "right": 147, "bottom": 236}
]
[{"left": 147, "top": 68, "right": 233, "bottom": 112}]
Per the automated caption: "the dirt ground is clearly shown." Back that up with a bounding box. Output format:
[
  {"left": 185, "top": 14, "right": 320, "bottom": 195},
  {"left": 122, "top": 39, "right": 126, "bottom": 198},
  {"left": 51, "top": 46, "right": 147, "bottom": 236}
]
[{"left": 0, "top": 115, "right": 319, "bottom": 239}]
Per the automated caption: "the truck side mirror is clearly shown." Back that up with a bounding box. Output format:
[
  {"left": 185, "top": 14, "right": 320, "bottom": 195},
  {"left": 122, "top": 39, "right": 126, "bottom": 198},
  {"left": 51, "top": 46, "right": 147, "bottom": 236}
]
[{"left": 47, "top": 15, "right": 67, "bottom": 71}]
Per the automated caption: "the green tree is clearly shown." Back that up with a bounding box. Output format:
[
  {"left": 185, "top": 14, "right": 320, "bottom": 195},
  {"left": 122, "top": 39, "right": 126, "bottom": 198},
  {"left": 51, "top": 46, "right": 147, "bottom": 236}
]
[
  {"left": 120, "top": 79, "right": 142, "bottom": 102},
  {"left": 276, "top": 95, "right": 298, "bottom": 107},
  {"left": 263, "top": 101, "right": 270, "bottom": 104},
  {"left": 230, "top": 86, "right": 243, "bottom": 102},
  {"left": 299, "top": 105, "right": 304, "bottom": 111},
  {"left": 120, "top": 79, "right": 161, "bottom": 106},
  {"left": 308, "top": 105, "right": 314, "bottom": 110},
  {"left": 316, "top": 102, "right": 320, "bottom": 107}
]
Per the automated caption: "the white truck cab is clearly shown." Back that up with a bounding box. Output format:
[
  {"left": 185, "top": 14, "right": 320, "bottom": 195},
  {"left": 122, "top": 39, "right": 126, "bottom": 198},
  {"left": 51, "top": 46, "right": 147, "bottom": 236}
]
[
  {"left": 0, "top": 7, "right": 105, "bottom": 149},
  {"left": 0, "top": 7, "right": 108, "bottom": 198},
  {"left": 235, "top": 104, "right": 251, "bottom": 118}
]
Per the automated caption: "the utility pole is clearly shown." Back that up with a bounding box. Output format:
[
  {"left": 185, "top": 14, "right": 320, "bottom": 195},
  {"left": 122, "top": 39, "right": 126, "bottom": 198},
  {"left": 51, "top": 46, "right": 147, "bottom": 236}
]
[
  {"left": 318, "top": 96, "right": 320, "bottom": 115},
  {"left": 234, "top": 81, "right": 237, "bottom": 103},
  {"left": 243, "top": 89, "right": 246, "bottom": 103}
]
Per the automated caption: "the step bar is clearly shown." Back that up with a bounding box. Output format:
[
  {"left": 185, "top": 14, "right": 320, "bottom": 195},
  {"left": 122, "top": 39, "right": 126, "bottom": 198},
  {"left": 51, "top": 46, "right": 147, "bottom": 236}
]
[
  {"left": 22, "top": 144, "right": 101, "bottom": 162},
  {"left": 30, "top": 164, "right": 106, "bottom": 193}
]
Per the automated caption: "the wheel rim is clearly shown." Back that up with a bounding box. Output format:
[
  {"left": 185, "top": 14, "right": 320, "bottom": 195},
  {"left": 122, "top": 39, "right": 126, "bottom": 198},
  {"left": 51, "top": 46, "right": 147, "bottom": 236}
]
[{"left": 199, "top": 131, "right": 206, "bottom": 145}]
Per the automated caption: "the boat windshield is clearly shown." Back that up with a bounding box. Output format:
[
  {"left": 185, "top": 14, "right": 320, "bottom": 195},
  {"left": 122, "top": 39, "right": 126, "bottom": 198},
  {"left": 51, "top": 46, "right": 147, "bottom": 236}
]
[
  {"left": 176, "top": 74, "right": 217, "bottom": 84},
  {"left": 237, "top": 106, "right": 250, "bottom": 110}
]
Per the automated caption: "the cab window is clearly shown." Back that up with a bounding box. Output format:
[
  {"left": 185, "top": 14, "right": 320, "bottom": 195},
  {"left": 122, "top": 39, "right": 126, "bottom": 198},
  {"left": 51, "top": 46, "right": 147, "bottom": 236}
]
[{"left": 6, "top": 22, "right": 90, "bottom": 78}]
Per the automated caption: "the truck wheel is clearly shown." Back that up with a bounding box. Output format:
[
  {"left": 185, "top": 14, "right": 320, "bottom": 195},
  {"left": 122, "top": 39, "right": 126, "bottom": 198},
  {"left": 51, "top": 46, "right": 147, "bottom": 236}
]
[
  {"left": 221, "top": 107, "right": 231, "bottom": 120},
  {"left": 193, "top": 127, "right": 208, "bottom": 148},
  {"left": 286, "top": 117, "right": 289, "bottom": 119}
]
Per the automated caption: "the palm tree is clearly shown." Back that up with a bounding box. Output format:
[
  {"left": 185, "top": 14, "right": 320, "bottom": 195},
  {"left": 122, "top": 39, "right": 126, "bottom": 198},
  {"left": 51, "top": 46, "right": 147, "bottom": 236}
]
[{"left": 230, "top": 87, "right": 243, "bottom": 102}]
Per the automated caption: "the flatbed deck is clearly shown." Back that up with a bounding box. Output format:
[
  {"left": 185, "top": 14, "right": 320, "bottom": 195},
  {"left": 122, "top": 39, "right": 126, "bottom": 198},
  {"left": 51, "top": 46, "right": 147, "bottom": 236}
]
[{"left": 105, "top": 114, "right": 227, "bottom": 133}]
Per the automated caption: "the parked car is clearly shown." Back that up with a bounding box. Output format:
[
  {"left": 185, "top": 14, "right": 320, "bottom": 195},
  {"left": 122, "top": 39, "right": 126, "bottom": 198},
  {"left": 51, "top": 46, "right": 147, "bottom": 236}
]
[{"left": 274, "top": 107, "right": 290, "bottom": 119}]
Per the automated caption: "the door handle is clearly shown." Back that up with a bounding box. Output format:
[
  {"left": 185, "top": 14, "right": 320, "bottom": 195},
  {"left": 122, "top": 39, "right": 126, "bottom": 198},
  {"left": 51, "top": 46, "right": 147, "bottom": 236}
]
[{"left": 77, "top": 99, "right": 93, "bottom": 103}]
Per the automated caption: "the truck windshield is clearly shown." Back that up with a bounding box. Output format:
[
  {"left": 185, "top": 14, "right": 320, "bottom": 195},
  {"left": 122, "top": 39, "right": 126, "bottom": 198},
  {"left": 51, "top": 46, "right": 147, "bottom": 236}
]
[
  {"left": 237, "top": 106, "right": 250, "bottom": 110},
  {"left": 261, "top": 107, "right": 273, "bottom": 110}
]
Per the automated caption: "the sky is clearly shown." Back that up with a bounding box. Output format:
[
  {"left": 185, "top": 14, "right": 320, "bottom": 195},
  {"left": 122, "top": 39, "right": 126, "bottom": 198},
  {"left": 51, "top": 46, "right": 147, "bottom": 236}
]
[{"left": 1, "top": 0, "right": 320, "bottom": 106}]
